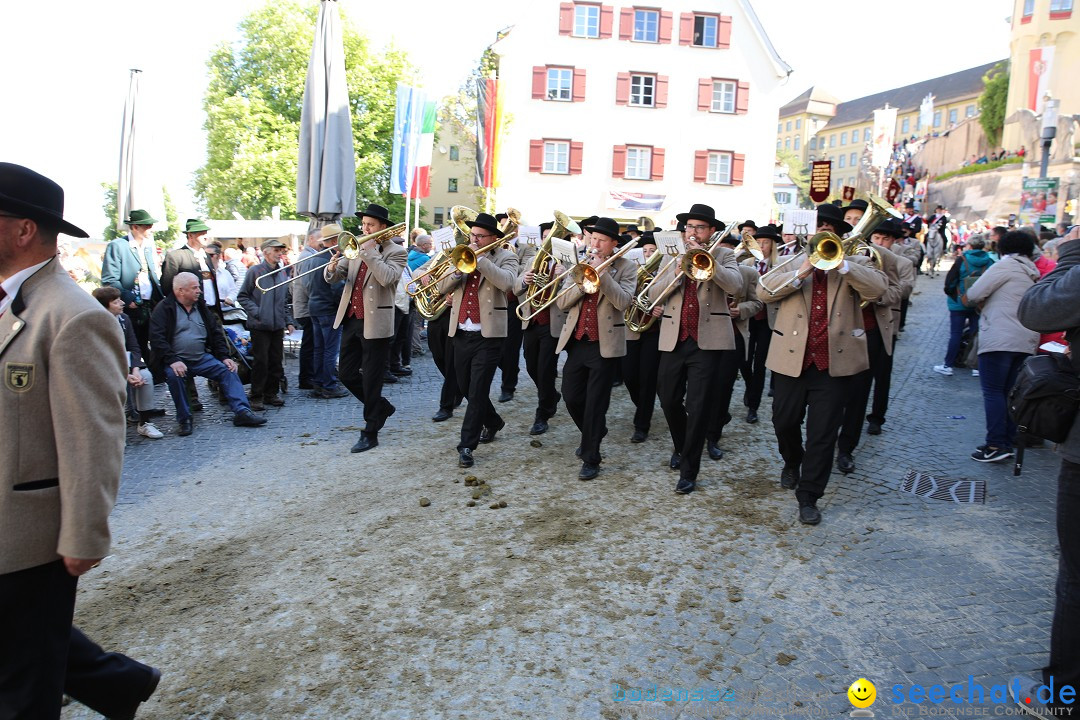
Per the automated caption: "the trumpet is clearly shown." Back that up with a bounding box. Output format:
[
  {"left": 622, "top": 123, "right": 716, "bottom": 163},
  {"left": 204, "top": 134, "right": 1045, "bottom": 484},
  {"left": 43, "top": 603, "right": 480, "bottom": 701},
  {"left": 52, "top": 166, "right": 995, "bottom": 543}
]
[
  {"left": 517, "top": 239, "right": 638, "bottom": 322},
  {"left": 633, "top": 222, "right": 736, "bottom": 314},
  {"left": 516, "top": 210, "right": 581, "bottom": 320},
  {"left": 256, "top": 222, "right": 405, "bottom": 292}
]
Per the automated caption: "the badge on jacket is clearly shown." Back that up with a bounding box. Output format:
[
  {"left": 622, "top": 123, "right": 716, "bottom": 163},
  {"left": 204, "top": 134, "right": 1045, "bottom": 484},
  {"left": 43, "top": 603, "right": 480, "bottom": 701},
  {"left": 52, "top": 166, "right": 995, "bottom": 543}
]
[{"left": 5, "top": 362, "right": 34, "bottom": 392}]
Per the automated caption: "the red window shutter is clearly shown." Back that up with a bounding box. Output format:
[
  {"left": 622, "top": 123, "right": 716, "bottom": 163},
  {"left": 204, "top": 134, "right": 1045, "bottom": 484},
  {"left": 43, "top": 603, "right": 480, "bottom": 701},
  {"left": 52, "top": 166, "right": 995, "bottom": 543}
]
[
  {"left": 655, "top": 76, "right": 669, "bottom": 108},
  {"left": 529, "top": 140, "right": 544, "bottom": 173},
  {"left": 599, "top": 5, "right": 614, "bottom": 38},
  {"left": 658, "top": 10, "right": 673, "bottom": 43},
  {"left": 573, "top": 68, "right": 587, "bottom": 102},
  {"left": 615, "top": 72, "right": 631, "bottom": 105},
  {"left": 679, "top": 13, "right": 694, "bottom": 45},
  {"left": 697, "top": 78, "right": 712, "bottom": 111},
  {"left": 570, "top": 142, "right": 584, "bottom": 175},
  {"left": 612, "top": 145, "right": 627, "bottom": 178},
  {"left": 651, "top": 148, "right": 665, "bottom": 180},
  {"left": 559, "top": 3, "right": 574, "bottom": 35},
  {"left": 736, "top": 81, "right": 750, "bottom": 114},
  {"left": 532, "top": 67, "right": 547, "bottom": 100},
  {"left": 619, "top": 8, "right": 633, "bottom": 40},
  {"left": 732, "top": 153, "right": 745, "bottom": 185},
  {"left": 718, "top": 15, "right": 732, "bottom": 48},
  {"left": 693, "top": 151, "right": 709, "bottom": 182}
]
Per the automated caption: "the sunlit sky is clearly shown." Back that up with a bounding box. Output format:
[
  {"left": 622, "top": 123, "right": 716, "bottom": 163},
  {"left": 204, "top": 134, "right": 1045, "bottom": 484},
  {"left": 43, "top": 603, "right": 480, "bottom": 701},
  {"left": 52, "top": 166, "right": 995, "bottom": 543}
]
[{"left": 0, "top": 0, "right": 1010, "bottom": 238}]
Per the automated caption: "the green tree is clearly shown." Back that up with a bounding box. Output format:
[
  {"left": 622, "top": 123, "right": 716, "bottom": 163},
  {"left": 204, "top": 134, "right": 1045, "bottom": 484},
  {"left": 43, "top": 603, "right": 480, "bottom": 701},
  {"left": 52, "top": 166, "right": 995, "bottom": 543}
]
[
  {"left": 101, "top": 182, "right": 121, "bottom": 241},
  {"left": 775, "top": 149, "right": 812, "bottom": 207},
  {"left": 195, "top": 1, "right": 414, "bottom": 221},
  {"left": 979, "top": 61, "right": 1009, "bottom": 148},
  {"left": 153, "top": 187, "right": 179, "bottom": 251}
]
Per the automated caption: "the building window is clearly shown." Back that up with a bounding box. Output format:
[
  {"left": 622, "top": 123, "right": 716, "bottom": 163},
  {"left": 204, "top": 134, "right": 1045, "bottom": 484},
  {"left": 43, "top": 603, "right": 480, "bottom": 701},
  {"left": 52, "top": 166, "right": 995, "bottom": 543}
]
[
  {"left": 543, "top": 141, "right": 570, "bottom": 174},
  {"left": 546, "top": 68, "right": 572, "bottom": 101},
  {"left": 693, "top": 14, "right": 718, "bottom": 46},
  {"left": 448, "top": 178, "right": 458, "bottom": 193},
  {"left": 574, "top": 4, "right": 600, "bottom": 37},
  {"left": 625, "top": 146, "right": 652, "bottom": 179},
  {"left": 809, "top": 137, "right": 817, "bottom": 150},
  {"left": 796, "top": 118, "right": 802, "bottom": 130},
  {"left": 707, "top": 152, "right": 732, "bottom": 184},
  {"left": 901, "top": 117, "right": 910, "bottom": 134},
  {"left": 933, "top": 110, "right": 942, "bottom": 128},
  {"left": 786, "top": 120, "right": 792, "bottom": 132},
  {"left": 433, "top": 207, "right": 445, "bottom": 226},
  {"left": 965, "top": 104, "right": 976, "bottom": 118},
  {"left": 777, "top": 122, "right": 782, "bottom": 133},
  {"left": 794, "top": 136, "right": 801, "bottom": 150},
  {"left": 948, "top": 108, "right": 958, "bottom": 125},
  {"left": 776, "top": 139, "right": 781, "bottom": 151},
  {"left": 449, "top": 145, "right": 459, "bottom": 161},
  {"left": 630, "top": 74, "right": 655, "bottom": 107},
  {"left": 633, "top": 9, "right": 659, "bottom": 42},
  {"left": 711, "top": 80, "right": 735, "bottom": 113},
  {"left": 1051, "top": 0, "right": 1073, "bottom": 13},
  {"left": 829, "top": 134, "right": 836, "bottom": 148},
  {"left": 838, "top": 155, "right": 846, "bottom": 169},
  {"left": 784, "top": 138, "right": 791, "bottom": 150},
  {"left": 850, "top": 152, "right": 857, "bottom": 166},
  {"left": 864, "top": 127, "right": 871, "bottom": 142},
  {"left": 1023, "top": 0, "right": 1035, "bottom": 15}
]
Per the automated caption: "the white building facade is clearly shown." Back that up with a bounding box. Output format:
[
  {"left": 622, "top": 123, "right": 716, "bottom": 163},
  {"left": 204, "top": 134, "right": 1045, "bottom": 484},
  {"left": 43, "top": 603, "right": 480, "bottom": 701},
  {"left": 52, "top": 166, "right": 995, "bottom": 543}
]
[{"left": 491, "top": 0, "right": 792, "bottom": 228}]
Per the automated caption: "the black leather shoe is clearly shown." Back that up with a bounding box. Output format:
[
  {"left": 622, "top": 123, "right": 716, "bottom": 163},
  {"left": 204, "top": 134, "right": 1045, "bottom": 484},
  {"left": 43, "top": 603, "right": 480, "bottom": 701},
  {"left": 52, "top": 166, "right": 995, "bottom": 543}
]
[
  {"left": 746, "top": 408, "right": 759, "bottom": 424},
  {"left": 799, "top": 504, "right": 822, "bottom": 525},
  {"left": 459, "top": 448, "right": 474, "bottom": 468},
  {"left": 263, "top": 395, "right": 285, "bottom": 407},
  {"left": 479, "top": 418, "right": 505, "bottom": 444},
  {"left": 707, "top": 441, "right": 724, "bottom": 461},
  {"left": 836, "top": 452, "right": 855, "bottom": 474},
  {"left": 575, "top": 446, "right": 582, "bottom": 458},
  {"left": 498, "top": 390, "right": 514, "bottom": 403},
  {"left": 669, "top": 452, "right": 681, "bottom": 470},
  {"left": 190, "top": 401, "right": 204, "bottom": 412},
  {"left": 867, "top": 421, "right": 882, "bottom": 436},
  {"left": 630, "top": 429, "right": 648, "bottom": 443},
  {"left": 233, "top": 410, "right": 267, "bottom": 427},
  {"left": 112, "top": 666, "right": 162, "bottom": 720},
  {"left": 178, "top": 419, "right": 193, "bottom": 437},
  {"left": 383, "top": 372, "right": 398, "bottom": 384},
  {"left": 675, "top": 477, "right": 696, "bottom": 494},
  {"left": 432, "top": 409, "right": 453, "bottom": 422},
  {"left": 529, "top": 420, "right": 548, "bottom": 435},
  {"left": 579, "top": 462, "right": 599, "bottom": 480},
  {"left": 390, "top": 366, "right": 412, "bottom": 377},
  {"left": 351, "top": 433, "right": 378, "bottom": 453},
  {"left": 780, "top": 465, "right": 799, "bottom": 489}
]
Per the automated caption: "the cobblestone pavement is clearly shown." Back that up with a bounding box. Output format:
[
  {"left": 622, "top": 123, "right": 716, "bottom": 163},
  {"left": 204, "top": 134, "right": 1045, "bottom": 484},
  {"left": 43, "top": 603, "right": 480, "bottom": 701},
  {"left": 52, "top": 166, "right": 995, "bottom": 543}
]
[{"left": 67, "top": 262, "right": 1063, "bottom": 719}]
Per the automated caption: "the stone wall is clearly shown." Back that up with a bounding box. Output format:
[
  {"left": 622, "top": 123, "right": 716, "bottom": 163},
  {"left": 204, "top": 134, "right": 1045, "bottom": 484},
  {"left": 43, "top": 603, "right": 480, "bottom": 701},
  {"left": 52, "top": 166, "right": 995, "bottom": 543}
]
[{"left": 926, "top": 158, "right": 1079, "bottom": 223}]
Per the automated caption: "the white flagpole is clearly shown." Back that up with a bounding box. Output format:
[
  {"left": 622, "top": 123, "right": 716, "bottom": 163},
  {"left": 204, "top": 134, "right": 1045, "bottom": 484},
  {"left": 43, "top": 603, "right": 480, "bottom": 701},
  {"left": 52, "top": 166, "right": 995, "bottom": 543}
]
[
  {"left": 404, "top": 192, "right": 412, "bottom": 241},
  {"left": 414, "top": 196, "right": 421, "bottom": 232}
]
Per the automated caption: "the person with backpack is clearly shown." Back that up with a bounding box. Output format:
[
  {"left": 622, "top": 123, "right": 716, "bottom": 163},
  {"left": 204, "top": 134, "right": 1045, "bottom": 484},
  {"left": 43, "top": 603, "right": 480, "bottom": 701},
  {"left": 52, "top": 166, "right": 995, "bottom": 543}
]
[
  {"left": 963, "top": 231, "right": 1040, "bottom": 462},
  {"left": 1014, "top": 224, "right": 1080, "bottom": 716},
  {"left": 934, "top": 234, "right": 995, "bottom": 377}
]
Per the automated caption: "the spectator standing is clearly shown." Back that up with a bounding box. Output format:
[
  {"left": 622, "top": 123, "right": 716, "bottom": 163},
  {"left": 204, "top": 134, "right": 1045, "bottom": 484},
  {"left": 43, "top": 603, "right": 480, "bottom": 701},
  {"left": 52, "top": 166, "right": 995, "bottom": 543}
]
[
  {"left": 935, "top": 236, "right": 995, "bottom": 376},
  {"left": 160, "top": 219, "right": 217, "bottom": 310},
  {"left": 237, "top": 238, "right": 295, "bottom": 410},
  {"left": 964, "top": 231, "right": 1040, "bottom": 462},
  {"left": 408, "top": 234, "right": 433, "bottom": 357},
  {"left": 100, "top": 208, "right": 163, "bottom": 376},
  {"left": 292, "top": 230, "right": 324, "bottom": 390},
  {"left": 303, "top": 225, "right": 348, "bottom": 399}
]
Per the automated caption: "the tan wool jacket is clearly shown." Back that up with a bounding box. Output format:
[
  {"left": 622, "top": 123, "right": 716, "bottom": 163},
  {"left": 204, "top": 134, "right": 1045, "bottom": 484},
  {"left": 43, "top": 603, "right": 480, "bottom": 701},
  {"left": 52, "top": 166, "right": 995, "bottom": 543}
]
[
  {"left": 437, "top": 248, "right": 519, "bottom": 338},
  {"left": 326, "top": 241, "right": 408, "bottom": 338},
  {"left": 650, "top": 246, "right": 745, "bottom": 352},
  {"left": 556, "top": 256, "right": 637, "bottom": 358}
]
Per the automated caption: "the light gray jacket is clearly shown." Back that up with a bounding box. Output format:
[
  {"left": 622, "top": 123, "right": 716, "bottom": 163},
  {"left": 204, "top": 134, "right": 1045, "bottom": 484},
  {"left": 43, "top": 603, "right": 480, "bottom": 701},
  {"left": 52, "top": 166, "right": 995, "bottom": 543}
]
[{"left": 965, "top": 254, "right": 1040, "bottom": 355}]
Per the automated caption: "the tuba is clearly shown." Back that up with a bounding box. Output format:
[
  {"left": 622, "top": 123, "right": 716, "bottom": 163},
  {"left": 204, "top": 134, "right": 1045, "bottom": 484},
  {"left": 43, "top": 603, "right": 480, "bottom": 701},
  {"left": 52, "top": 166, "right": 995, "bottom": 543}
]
[
  {"left": 517, "top": 210, "right": 580, "bottom": 320},
  {"left": 623, "top": 248, "right": 665, "bottom": 333}
]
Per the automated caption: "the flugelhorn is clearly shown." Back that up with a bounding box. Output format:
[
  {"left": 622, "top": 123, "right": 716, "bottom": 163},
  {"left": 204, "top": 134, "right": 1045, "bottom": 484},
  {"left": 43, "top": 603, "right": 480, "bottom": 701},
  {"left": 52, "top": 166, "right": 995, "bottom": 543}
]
[{"left": 256, "top": 223, "right": 405, "bottom": 292}]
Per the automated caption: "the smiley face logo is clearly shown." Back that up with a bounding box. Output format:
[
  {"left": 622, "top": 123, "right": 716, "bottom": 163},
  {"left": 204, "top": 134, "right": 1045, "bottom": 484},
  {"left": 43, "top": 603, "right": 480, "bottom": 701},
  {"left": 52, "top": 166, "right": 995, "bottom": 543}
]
[{"left": 848, "top": 678, "right": 876, "bottom": 708}]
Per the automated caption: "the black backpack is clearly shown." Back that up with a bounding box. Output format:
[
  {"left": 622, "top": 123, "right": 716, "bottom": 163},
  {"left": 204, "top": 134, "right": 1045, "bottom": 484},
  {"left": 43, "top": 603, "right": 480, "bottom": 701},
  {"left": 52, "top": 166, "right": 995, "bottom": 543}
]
[{"left": 1008, "top": 353, "right": 1080, "bottom": 443}]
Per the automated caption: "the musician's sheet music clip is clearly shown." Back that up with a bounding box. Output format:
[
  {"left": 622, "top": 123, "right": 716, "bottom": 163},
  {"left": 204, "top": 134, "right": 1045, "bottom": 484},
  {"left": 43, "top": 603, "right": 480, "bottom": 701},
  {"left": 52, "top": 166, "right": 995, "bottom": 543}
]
[
  {"left": 432, "top": 226, "right": 455, "bottom": 251},
  {"left": 624, "top": 248, "right": 645, "bottom": 266},
  {"left": 653, "top": 231, "right": 685, "bottom": 258},
  {"left": 550, "top": 237, "right": 578, "bottom": 269},
  {"left": 516, "top": 225, "right": 541, "bottom": 246}
]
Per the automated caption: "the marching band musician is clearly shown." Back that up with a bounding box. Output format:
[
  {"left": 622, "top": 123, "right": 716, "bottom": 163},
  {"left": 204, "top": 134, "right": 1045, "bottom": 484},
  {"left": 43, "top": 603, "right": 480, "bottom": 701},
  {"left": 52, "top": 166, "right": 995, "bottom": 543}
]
[
  {"left": 707, "top": 229, "right": 765, "bottom": 461},
  {"left": 758, "top": 204, "right": 888, "bottom": 525},
  {"left": 417, "top": 246, "right": 462, "bottom": 423},
  {"left": 497, "top": 214, "right": 528, "bottom": 404},
  {"left": 650, "top": 204, "right": 744, "bottom": 495},
  {"left": 835, "top": 217, "right": 911, "bottom": 475},
  {"left": 514, "top": 221, "right": 565, "bottom": 436},
  {"left": 435, "top": 212, "right": 518, "bottom": 468},
  {"left": 739, "top": 224, "right": 783, "bottom": 424},
  {"left": 842, "top": 199, "right": 867, "bottom": 230},
  {"left": 622, "top": 233, "right": 661, "bottom": 444},
  {"left": 325, "top": 203, "right": 407, "bottom": 454},
  {"left": 555, "top": 217, "right": 636, "bottom": 481}
]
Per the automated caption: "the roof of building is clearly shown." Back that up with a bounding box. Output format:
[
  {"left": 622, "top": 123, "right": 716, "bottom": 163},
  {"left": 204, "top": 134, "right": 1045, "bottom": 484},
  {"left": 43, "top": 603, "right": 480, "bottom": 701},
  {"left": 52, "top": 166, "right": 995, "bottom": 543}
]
[
  {"left": 779, "top": 86, "right": 841, "bottom": 117},
  {"left": 825, "top": 60, "right": 1006, "bottom": 128}
]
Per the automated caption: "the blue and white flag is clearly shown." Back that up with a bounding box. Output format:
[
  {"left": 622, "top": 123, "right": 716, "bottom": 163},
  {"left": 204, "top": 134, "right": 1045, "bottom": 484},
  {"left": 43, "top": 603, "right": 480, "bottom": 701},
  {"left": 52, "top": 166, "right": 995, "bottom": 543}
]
[{"left": 390, "top": 84, "right": 428, "bottom": 195}]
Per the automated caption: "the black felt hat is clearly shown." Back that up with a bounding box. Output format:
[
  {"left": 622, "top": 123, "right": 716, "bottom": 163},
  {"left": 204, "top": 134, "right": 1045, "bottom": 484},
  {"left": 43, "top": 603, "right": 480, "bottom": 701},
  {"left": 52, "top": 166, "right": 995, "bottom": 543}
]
[
  {"left": 465, "top": 212, "right": 502, "bottom": 236},
  {"left": 356, "top": 203, "right": 391, "bottom": 225},
  {"left": 737, "top": 219, "right": 758, "bottom": 232},
  {"left": 874, "top": 218, "right": 904, "bottom": 238},
  {"left": 842, "top": 199, "right": 868, "bottom": 215},
  {"left": 753, "top": 224, "right": 782, "bottom": 242},
  {"left": 583, "top": 217, "right": 620, "bottom": 240},
  {"left": 676, "top": 203, "right": 725, "bottom": 231},
  {"left": 0, "top": 162, "right": 88, "bottom": 238},
  {"left": 816, "top": 204, "right": 853, "bottom": 235}
]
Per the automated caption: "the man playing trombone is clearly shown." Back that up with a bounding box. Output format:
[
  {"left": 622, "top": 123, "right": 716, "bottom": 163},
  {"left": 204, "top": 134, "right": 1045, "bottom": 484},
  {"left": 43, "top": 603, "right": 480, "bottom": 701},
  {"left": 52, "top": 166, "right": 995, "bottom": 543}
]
[
  {"left": 325, "top": 203, "right": 407, "bottom": 454},
  {"left": 555, "top": 217, "right": 637, "bottom": 481},
  {"left": 435, "top": 212, "right": 518, "bottom": 468},
  {"left": 649, "top": 204, "right": 744, "bottom": 494},
  {"left": 758, "top": 203, "right": 888, "bottom": 525}
]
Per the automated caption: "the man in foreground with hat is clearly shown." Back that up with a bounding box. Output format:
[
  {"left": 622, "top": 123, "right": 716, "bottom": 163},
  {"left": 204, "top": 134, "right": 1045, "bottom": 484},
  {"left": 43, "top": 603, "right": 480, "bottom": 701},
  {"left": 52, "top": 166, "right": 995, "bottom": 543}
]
[
  {"left": 238, "top": 237, "right": 296, "bottom": 410},
  {"left": 649, "top": 204, "right": 744, "bottom": 494},
  {"left": 325, "top": 203, "right": 407, "bottom": 453},
  {"left": 0, "top": 162, "right": 161, "bottom": 718},
  {"left": 436, "top": 212, "right": 518, "bottom": 468},
  {"left": 556, "top": 216, "right": 637, "bottom": 480},
  {"left": 101, "top": 207, "right": 163, "bottom": 375},
  {"left": 835, "top": 217, "right": 912, "bottom": 475},
  {"left": 758, "top": 204, "right": 888, "bottom": 525}
]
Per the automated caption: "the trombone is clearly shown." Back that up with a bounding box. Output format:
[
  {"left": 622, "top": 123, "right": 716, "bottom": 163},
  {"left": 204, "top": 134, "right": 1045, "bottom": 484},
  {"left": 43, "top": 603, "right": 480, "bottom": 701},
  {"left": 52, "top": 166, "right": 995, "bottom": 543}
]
[
  {"left": 517, "top": 239, "right": 638, "bottom": 322},
  {"left": 255, "top": 222, "right": 406, "bottom": 292},
  {"left": 633, "top": 222, "right": 736, "bottom": 314}
]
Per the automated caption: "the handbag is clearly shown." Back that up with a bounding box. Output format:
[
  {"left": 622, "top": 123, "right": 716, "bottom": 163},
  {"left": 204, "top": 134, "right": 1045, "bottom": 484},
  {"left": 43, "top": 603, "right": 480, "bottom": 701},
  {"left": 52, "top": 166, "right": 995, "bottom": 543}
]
[{"left": 1008, "top": 353, "right": 1080, "bottom": 444}]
